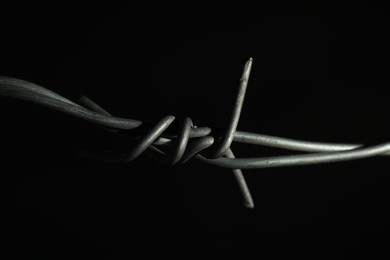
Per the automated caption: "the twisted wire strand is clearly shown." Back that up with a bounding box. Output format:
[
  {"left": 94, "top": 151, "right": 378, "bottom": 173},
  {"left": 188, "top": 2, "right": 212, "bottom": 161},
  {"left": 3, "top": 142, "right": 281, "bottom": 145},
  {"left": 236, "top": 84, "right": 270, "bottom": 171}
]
[
  {"left": 1, "top": 58, "right": 389, "bottom": 209},
  {"left": 74, "top": 61, "right": 254, "bottom": 208},
  {"left": 76, "top": 96, "right": 255, "bottom": 207}
]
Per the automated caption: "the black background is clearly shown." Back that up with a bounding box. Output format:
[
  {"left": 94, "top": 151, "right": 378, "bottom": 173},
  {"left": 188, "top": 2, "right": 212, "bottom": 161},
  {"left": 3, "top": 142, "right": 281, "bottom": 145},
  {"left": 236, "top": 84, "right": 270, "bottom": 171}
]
[{"left": 2, "top": 2, "right": 390, "bottom": 259}]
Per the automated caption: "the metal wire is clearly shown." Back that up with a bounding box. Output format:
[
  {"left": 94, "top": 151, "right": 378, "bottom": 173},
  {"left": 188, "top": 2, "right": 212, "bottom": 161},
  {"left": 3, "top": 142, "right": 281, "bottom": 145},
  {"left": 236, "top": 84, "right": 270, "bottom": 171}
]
[{"left": 1, "top": 58, "right": 389, "bottom": 209}]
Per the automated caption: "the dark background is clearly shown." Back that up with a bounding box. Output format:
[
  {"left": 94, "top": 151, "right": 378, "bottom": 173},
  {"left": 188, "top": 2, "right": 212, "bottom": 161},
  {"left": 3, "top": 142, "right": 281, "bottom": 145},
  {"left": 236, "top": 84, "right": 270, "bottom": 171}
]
[{"left": 1, "top": 2, "right": 390, "bottom": 259}]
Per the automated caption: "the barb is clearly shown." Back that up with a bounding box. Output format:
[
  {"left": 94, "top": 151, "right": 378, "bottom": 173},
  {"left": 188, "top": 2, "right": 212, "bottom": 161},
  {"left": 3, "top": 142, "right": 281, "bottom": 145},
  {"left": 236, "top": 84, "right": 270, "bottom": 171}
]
[
  {"left": 1, "top": 58, "right": 389, "bottom": 209},
  {"left": 205, "top": 58, "right": 252, "bottom": 159}
]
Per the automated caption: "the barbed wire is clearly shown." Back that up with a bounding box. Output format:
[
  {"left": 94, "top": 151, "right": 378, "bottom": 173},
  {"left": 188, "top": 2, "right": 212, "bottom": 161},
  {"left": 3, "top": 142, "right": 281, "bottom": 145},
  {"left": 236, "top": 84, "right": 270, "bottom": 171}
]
[{"left": 1, "top": 58, "right": 389, "bottom": 209}]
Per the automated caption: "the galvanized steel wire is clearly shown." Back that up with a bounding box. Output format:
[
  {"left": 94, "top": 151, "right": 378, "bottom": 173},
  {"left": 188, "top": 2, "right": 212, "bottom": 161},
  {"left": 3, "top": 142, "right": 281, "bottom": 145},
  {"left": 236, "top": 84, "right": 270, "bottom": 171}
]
[{"left": 1, "top": 58, "right": 389, "bottom": 208}]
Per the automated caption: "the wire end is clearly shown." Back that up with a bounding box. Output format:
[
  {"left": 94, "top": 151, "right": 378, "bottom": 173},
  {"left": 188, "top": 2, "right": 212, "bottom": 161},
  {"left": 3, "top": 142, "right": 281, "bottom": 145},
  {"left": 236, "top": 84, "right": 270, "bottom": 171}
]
[
  {"left": 242, "top": 58, "right": 253, "bottom": 82},
  {"left": 245, "top": 201, "right": 255, "bottom": 209}
]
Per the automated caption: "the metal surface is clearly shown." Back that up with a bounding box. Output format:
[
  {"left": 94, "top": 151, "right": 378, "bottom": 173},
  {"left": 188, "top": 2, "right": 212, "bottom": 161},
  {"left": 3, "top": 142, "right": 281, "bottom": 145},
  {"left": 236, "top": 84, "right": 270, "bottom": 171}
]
[{"left": 1, "top": 58, "right": 389, "bottom": 209}]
